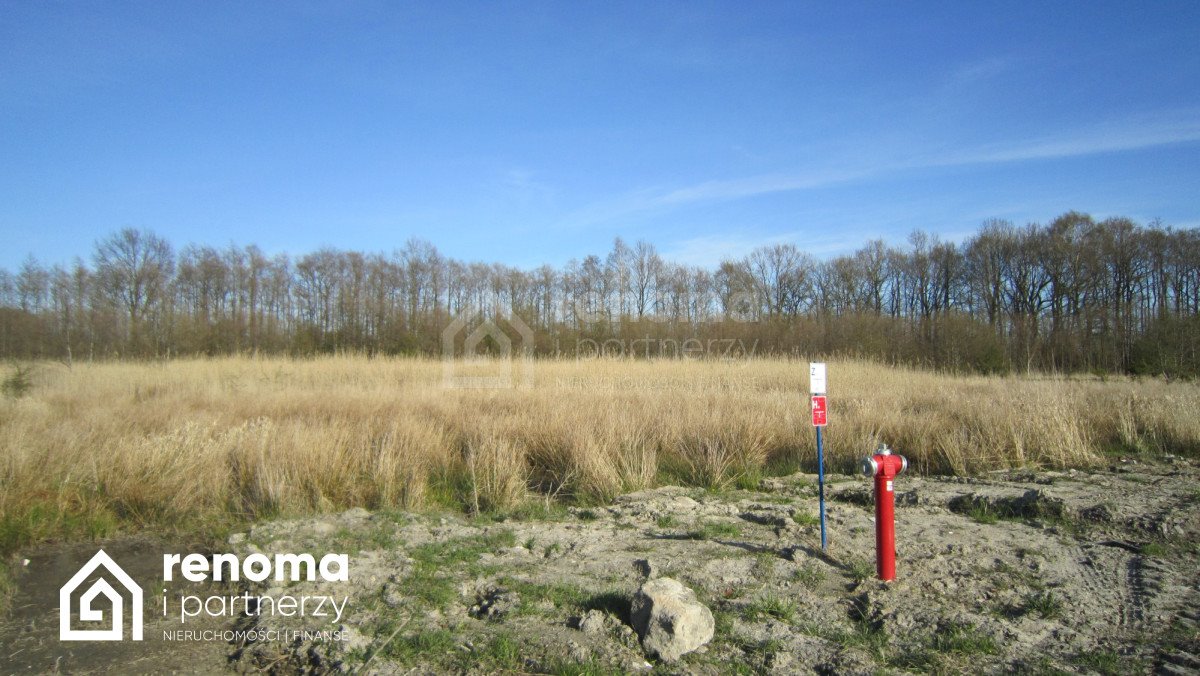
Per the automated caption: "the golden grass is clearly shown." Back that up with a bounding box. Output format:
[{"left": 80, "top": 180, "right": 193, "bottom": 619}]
[{"left": 2, "top": 356, "right": 1197, "bottom": 550}]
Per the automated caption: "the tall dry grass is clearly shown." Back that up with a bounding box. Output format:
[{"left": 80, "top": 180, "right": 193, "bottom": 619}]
[{"left": 1, "top": 356, "right": 1197, "bottom": 550}]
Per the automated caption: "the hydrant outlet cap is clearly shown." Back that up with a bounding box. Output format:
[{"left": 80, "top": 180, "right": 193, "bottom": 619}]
[{"left": 861, "top": 457, "right": 878, "bottom": 477}]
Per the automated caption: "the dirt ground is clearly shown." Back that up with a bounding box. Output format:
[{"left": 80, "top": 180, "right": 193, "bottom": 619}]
[{"left": 3, "top": 457, "right": 1198, "bottom": 674}]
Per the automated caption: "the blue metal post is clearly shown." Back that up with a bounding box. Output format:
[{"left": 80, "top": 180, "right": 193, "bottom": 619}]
[{"left": 816, "top": 425, "right": 827, "bottom": 551}]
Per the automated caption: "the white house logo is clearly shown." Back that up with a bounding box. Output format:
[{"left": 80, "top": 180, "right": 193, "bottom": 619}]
[
  {"left": 60, "top": 549, "right": 143, "bottom": 641},
  {"left": 442, "top": 303, "right": 534, "bottom": 389}
]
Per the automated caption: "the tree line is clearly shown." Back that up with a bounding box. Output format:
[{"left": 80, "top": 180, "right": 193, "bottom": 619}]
[{"left": 2, "top": 211, "right": 1198, "bottom": 375}]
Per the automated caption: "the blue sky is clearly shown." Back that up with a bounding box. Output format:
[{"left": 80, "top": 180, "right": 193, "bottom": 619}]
[{"left": 2, "top": 1, "right": 1198, "bottom": 271}]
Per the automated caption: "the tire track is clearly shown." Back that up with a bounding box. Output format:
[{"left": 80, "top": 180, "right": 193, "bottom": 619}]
[
  {"left": 1154, "top": 589, "right": 1200, "bottom": 675},
  {"left": 1142, "top": 489, "right": 1200, "bottom": 675}
]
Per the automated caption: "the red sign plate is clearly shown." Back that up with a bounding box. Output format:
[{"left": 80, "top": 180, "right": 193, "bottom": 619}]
[{"left": 811, "top": 395, "right": 827, "bottom": 427}]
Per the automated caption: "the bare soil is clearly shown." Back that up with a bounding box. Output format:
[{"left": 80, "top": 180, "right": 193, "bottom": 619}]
[{"left": 3, "top": 457, "right": 1198, "bottom": 674}]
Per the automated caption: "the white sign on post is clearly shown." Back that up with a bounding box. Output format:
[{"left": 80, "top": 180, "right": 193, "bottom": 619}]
[{"left": 809, "top": 362, "right": 826, "bottom": 394}]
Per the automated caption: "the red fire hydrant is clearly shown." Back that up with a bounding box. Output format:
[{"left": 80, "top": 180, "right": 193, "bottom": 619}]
[{"left": 861, "top": 443, "right": 908, "bottom": 581}]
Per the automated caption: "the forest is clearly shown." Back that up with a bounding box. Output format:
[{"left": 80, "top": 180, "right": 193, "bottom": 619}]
[{"left": 2, "top": 211, "right": 1198, "bottom": 375}]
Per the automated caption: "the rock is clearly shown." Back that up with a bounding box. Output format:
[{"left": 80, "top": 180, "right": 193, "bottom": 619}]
[
  {"left": 630, "top": 577, "right": 715, "bottom": 662},
  {"left": 1080, "top": 503, "right": 1114, "bottom": 523},
  {"left": 1012, "top": 489, "right": 1067, "bottom": 519},
  {"left": 227, "top": 532, "right": 247, "bottom": 545},
  {"left": 577, "top": 609, "right": 607, "bottom": 634}
]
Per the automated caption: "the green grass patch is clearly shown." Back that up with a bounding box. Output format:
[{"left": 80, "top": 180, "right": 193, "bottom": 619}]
[
  {"left": 1023, "top": 590, "right": 1064, "bottom": 619},
  {"left": 1140, "top": 542, "right": 1168, "bottom": 557},
  {"left": 494, "top": 577, "right": 628, "bottom": 620},
  {"left": 687, "top": 520, "right": 742, "bottom": 540},
  {"left": 790, "top": 510, "right": 820, "bottom": 527},
  {"left": 545, "top": 656, "right": 620, "bottom": 676},
  {"left": 410, "top": 529, "right": 516, "bottom": 567},
  {"left": 931, "top": 621, "right": 997, "bottom": 656},
  {"left": 794, "top": 561, "right": 826, "bottom": 589},
  {"left": 376, "top": 626, "right": 457, "bottom": 662},
  {"left": 833, "top": 618, "right": 889, "bottom": 659},
  {"left": 739, "top": 636, "right": 784, "bottom": 658},
  {"left": 0, "top": 501, "right": 121, "bottom": 554},
  {"left": 424, "top": 467, "right": 478, "bottom": 513},
  {"left": 751, "top": 549, "right": 776, "bottom": 578},
  {"left": 733, "top": 468, "right": 763, "bottom": 491},
  {"left": 713, "top": 608, "right": 735, "bottom": 636},
  {"left": 655, "top": 515, "right": 677, "bottom": 529},
  {"left": 480, "top": 631, "right": 523, "bottom": 670},
  {"left": 846, "top": 557, "right": 874, "bottom": 583},
  {"left": 1069, "top": 649, "right": 1132, "bottom": 676},
  {"left": 763, "top": 455, "right": 803, "bottom": 478},
  {"left": 798, "top": 618, "right": 888, "bottom": 660},
  {"left": 745, "top": 596, "right": 796, "bottom": 623},
  {"left": 967, "top": 503, "right": 1000, "bottom": 524},
  {"left": 399, "top": 530, "right": 516, "bottom": 609}
]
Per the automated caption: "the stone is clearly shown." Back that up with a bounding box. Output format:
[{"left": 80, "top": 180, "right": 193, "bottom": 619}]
[
  {"left": 1080, "top": 503, "right": 1113, "bottom": 523},
  {"left": 577, "top": 609, "right": 607, "bottom": 634},
  {"left": 630, "top": 577, "right": 715, "bottom": 662},
  {"left": 1013, "top": 489, "right": 1067, "bottom": 519}
]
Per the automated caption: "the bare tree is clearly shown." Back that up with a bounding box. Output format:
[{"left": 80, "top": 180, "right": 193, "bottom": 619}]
[
  {"left": 631, "top": 240, "right": 661, "bottom": 319},
  {"left": 93, "top": 228, "right": 174, "bottom": 355}
]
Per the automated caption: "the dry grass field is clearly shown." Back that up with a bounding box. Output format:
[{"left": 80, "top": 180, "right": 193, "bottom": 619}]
[{"left": 2, "top": 356, "right": 1198, "bottom": 552}]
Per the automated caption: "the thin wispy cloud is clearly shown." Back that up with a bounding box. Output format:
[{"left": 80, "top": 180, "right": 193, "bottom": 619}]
[
  {"left": 932, "top": 112, "right": 1200, "bottom": 167},
  {"left": 652, "top": 167, "right": 871, "bottom": 206},
  {"left": 499, "top": 168, "right": 554, "bottom": 208},
  {"left": 946, "top": 55, "right": 1021, "bottom": 87},
  {"left": 663, "top": 229, "right": 864, "bottom": 268},
  {"left": 663, "top": 232, "right": 792, "bottom": 267},
  {"left": 566, "top": 111, "right": 1200, "bottom": 228},
  {"left": 560, "top": 166, "right": 879, "bottom": 229}
]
